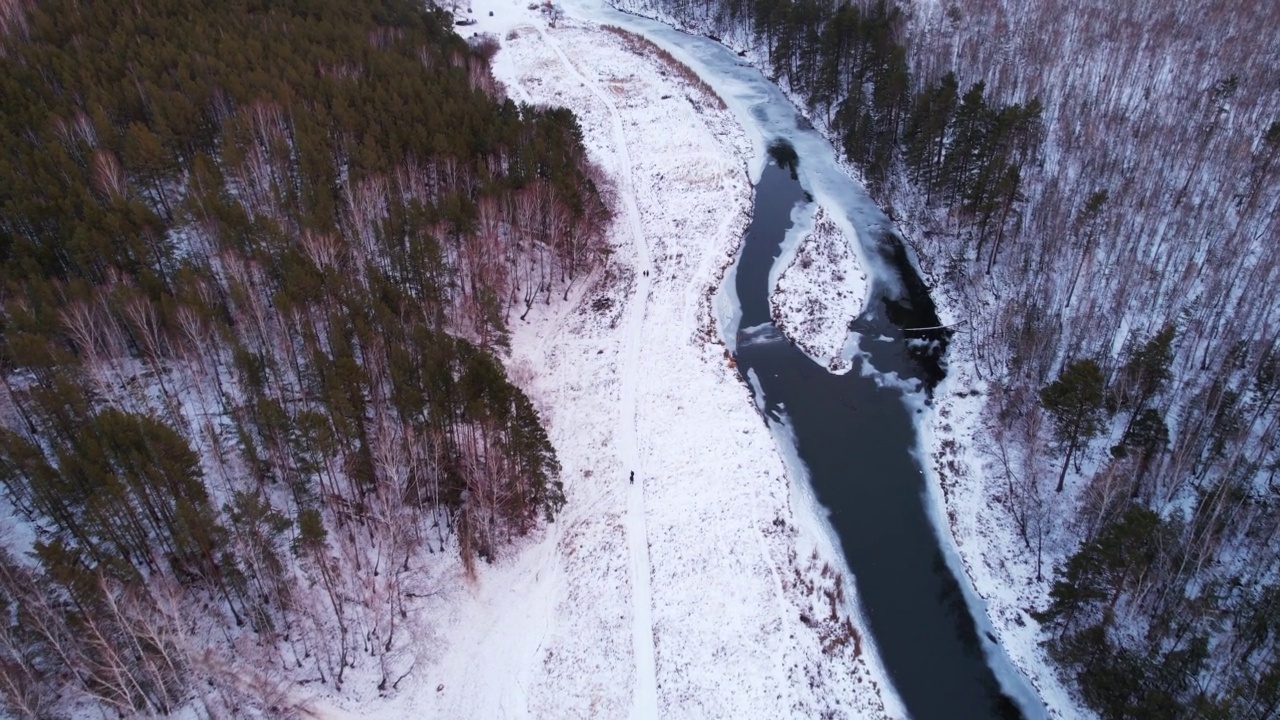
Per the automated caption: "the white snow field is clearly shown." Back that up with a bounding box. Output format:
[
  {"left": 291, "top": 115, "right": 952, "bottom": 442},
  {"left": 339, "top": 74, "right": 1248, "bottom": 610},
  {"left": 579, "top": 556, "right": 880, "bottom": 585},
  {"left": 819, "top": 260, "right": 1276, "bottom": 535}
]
[
  {"left": 306, "top": 1, "right": 902, "bottom": 718},
  {"left": 769, "top": 204, "right": 868, "bottom": 374}
]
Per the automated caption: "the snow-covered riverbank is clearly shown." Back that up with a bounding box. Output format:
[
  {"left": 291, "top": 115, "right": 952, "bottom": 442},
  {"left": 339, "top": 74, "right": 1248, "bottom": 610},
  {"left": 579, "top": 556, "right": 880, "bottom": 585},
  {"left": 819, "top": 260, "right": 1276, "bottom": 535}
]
[
  {"left": 307, "top": 1, "right": 901, "bottom": 717},
  {"left": 911, "top": 273, "right": 1089, "bottom": 720}
]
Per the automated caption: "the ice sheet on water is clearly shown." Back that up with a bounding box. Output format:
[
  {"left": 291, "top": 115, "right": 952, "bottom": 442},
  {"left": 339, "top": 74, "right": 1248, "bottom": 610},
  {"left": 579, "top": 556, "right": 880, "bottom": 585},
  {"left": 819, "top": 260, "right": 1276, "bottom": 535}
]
[
  {"left": 832, "top": 331, "right": 866, "bottom": 376},
  {"left": 767, "top": 199, "right": 817, "bottom": 294},
  {"left": 738, "top": 322, "right": 785, "bottom": 347},
  {"left": 745, "top": 366, "right": 767, "bottom": 415},
  {"left": 716, "top": 257, "right": 744, "bottom": 350}
]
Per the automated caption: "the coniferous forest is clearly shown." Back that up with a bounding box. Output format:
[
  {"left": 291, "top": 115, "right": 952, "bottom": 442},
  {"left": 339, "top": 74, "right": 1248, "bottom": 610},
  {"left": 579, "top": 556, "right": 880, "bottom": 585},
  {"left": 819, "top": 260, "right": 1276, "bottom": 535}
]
[
  {"left": 607, "top": 0, "right": 1280, "bottom": 716},
  {"left": 0, "top": 0, "right": 608, "bottom": 715}
]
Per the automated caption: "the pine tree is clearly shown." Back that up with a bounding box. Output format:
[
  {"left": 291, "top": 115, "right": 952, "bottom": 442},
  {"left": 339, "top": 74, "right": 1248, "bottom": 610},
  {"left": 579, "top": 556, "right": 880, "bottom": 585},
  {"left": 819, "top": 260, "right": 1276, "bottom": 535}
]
[
  {"left": 1036, "top": 505, "right": 1171, "bottom": 632},
  {"left": 1042, "top": 358, "right": 1109, "bottom": 492},
  {"left": 1063, "top": 190, "right": 1110, "bottom": 309}
]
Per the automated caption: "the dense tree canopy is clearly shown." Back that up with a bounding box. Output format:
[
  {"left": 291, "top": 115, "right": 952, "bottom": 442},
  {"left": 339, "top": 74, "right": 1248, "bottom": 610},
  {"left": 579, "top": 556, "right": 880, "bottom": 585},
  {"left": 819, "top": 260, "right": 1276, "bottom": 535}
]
[{"left": 0, "top": 0, "right": 608, "bottom": 714}]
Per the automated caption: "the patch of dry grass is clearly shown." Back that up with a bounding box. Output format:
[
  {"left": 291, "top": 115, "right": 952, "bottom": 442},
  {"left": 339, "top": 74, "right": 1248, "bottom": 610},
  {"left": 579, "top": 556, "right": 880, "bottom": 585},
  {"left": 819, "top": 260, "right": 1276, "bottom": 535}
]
[{"left": 599, "top": 24, "right": 726, "bottom": 111}]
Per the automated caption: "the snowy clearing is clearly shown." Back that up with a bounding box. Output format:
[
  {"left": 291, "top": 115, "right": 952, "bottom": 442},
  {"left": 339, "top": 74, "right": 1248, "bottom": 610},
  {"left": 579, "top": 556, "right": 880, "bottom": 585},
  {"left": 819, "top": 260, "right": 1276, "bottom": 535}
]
[
  {"left": 306, "top": 1, "right": 901, "bottom": 718},
  {"left": 769, "top": 204, "right": 868, "bottom": 374}
]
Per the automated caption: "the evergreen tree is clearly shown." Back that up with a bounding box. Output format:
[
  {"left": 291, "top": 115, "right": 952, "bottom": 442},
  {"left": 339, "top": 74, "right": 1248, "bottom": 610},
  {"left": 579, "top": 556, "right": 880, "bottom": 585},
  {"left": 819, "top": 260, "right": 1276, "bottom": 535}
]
[
  {"left": 0, "top": 0, "right": 603, "bottom": 710},
  {"left": 1041, "top": 358, "right": 1108, "bottom": 492}
]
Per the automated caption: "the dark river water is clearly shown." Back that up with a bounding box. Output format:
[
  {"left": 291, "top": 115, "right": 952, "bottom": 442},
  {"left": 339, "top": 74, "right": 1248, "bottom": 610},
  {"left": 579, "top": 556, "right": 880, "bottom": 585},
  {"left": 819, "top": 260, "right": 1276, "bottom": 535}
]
[{"left": 732, "top": 151, "right": 1025, "bottom": 720}]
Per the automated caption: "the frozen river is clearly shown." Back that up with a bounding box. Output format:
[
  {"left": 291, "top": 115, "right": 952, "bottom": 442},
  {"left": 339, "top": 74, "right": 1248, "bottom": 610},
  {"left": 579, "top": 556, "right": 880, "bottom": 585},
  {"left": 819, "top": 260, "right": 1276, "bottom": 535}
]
[{"left": 557, "top": 0, "right": 1050, "bottom": 716}]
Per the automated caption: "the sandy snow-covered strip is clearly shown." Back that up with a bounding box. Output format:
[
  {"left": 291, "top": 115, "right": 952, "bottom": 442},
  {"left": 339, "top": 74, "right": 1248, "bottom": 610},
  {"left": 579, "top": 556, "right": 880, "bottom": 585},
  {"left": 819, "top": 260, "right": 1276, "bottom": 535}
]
[
  {"left": 296, "top": 2, "right": 901, "bottom": 719},
  {"left": 769, "top": 204, "right": 868, "bottom": 374}
]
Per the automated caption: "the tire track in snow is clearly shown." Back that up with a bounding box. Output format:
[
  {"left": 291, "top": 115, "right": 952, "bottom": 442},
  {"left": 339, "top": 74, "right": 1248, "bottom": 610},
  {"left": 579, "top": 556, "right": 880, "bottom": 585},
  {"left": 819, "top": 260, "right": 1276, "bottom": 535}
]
[{"left": 533, "top": 23, "right": 661, "bottom": 720}]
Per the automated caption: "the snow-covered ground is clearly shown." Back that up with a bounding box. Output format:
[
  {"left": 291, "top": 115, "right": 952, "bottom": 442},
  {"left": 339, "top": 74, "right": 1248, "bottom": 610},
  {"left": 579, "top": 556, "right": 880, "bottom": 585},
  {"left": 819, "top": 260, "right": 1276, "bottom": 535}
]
[
  {"left": 769, "top": 204, "right": 867, "bottom": 374},
  {"left": 306, "top": 2, "right": 902, "bottom": 718}
]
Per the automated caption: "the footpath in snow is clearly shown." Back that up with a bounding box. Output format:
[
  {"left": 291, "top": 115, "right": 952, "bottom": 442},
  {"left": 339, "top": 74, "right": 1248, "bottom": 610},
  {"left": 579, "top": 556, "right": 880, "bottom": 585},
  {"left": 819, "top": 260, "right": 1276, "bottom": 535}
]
[{"left": 305, "top": 1, "right": 903, "bottom": 719}]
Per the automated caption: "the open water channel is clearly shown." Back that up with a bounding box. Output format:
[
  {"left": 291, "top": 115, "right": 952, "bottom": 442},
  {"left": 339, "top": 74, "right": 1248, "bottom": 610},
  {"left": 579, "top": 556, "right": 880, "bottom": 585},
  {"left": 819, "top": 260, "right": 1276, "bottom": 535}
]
[{"left": 733, "top": 153, "right": 1036, "bottom": 720}]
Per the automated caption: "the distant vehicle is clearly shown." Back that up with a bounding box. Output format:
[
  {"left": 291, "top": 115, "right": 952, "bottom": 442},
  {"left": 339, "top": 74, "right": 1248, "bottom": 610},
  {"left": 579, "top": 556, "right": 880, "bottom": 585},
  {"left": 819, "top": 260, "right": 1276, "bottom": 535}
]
[{"left": 456, "top": 17, "right": 477, "bottom": 25}]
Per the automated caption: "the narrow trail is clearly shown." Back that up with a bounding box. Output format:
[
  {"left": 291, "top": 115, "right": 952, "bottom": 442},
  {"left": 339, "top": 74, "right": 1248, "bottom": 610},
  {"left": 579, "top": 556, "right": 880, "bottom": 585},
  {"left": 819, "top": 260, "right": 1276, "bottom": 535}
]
[{"left": 535, "top": 23, "right": 661, "bottom": 720}]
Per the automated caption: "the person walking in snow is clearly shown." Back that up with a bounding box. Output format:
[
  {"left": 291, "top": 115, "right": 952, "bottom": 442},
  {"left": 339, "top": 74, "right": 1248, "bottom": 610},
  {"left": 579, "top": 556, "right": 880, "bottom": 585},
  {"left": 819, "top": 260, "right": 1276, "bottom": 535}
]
[{"left": 630, "top": 470, "right": 634, "bottom": 484}]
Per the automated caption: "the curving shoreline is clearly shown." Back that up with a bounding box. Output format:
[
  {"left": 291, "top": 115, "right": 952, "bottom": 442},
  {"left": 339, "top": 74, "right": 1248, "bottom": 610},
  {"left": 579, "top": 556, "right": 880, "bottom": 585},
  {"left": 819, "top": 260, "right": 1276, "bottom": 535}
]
[
  {"left": 581, "top": 1, "right": 1078, "bottom": 716},
  {"left": 318, "top": 1, "right": 905, "bottom": 717}
]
